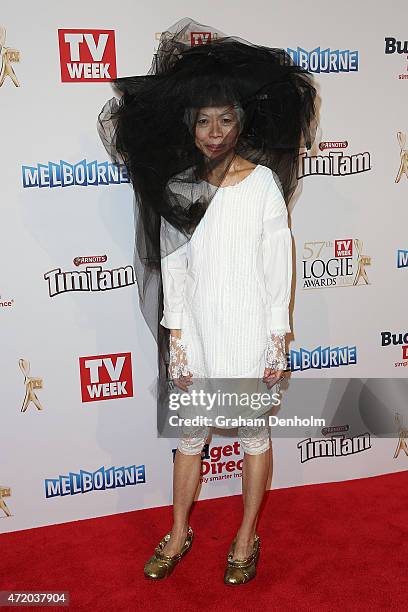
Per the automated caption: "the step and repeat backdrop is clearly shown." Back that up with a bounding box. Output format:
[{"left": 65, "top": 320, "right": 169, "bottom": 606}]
[{"left": 1, "top": 1, "right": 407, "bottom": 533}]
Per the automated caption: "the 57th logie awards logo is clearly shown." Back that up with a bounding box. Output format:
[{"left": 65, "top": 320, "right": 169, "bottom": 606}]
[
  {"left": 0, "top": 27, "right": 19, "bottom": 87},
  {"left": 0, "top": 485, "right": 12, "bottom": 517},
  {"left": 302, "top": 238, "right": 371, "bottom": 289},
  {"left": 154, "top": 27, "right": 218, "bottom": 53},
  {"left": 395, "top": 132, "right": 408, "bottom": 183},
  {"left": 394, "top": 413, "right": 408, "bottom": 459},
  {"left": 19, "top": 359, "right": 44, "bottom": 412}
]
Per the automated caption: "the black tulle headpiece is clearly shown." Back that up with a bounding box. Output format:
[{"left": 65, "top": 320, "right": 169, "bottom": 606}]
[{"left": 97, "top": 17, "right": 318, "bottom": 401}]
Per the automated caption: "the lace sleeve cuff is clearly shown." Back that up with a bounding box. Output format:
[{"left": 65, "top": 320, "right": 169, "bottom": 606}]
[
  {"left": 169, "top": 334, "right": 190, "bottom": 379},
  {"left": 265, "top": 331, "right": 287, "bottom": 371}
]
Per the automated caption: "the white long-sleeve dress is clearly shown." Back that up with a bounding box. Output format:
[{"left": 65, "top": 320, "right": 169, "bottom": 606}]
[{"left": 159, "top": 163, "right": 292, "bottom": 380}]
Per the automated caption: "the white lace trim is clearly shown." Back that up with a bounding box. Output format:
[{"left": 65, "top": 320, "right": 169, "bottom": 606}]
[
  {"left": 169, "top": 335, "right": 190, "bottom": 379},
  {"left": 265, "top": 331, "right": 287, "bottom": 371},
  {"left": 168, "top": 331, "right": 287, "bottom": 385}
]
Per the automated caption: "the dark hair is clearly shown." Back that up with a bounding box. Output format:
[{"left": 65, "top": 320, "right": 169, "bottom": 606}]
[{"left": 183, "top": 103, "right": 245, "bottom": 135}]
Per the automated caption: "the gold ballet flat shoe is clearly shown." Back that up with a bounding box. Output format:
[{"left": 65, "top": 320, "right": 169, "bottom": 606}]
[
  {"left": 143, "top": 526, "right": 194, "bottom": 580},
  {"left": 223, "top": 534, "right": 260, "bottom": 586}
]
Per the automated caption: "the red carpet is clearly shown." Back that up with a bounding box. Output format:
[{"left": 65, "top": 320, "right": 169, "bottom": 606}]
[{"left": 1, "top": 470, "right": 407, "bottom": 611}]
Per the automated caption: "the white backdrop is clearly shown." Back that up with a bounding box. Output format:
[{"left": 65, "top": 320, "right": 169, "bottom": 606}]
[{"left": 1, "top": 1, "right": 407, "bottom": 533}]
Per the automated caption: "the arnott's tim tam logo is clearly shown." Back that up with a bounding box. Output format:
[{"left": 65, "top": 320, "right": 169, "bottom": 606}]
[
  {"left": 298, "top": 433, "right": 371, "bottom": 463},
  {"left": 44, "top": 263, "right": 135, "bottom": 297},
  {"left": 298, "top": 141, "right": 371, "bottom": 178},
  {"left": 319, "top": 141, "right": 348, "bottom": 150},
  {"left": 73, "top": 255, "right": 107, "bottom": 266}
]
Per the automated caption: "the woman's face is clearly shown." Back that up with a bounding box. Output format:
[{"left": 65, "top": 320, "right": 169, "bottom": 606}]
[{"left": 194, "top": 105, "right": 240, "bottom": 159}]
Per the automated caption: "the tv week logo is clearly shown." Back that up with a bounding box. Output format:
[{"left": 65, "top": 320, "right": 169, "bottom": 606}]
[
  {"left": 335, "top": 239, "right": 353, "bottom": 258},
  {"left": 79, "top": 352, "right": 133, "bottom": 402},
  {"left": 190, "top": 31, "right": 212, "bottom": 45},
  {"left": 58, "top": 29, "right": 117, "bottom": 82}
]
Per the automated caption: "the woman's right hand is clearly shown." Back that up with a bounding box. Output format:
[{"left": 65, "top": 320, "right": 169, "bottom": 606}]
[{"left": 169, "top": 330, "right": 193, "bottom": 391}]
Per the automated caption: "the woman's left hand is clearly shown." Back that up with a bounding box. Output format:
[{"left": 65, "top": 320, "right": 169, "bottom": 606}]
[{"left": 263, "top": 367, "right": 284, "bottom": 390}]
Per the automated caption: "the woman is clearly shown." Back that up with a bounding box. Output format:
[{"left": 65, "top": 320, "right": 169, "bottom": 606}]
[{"left": 98, "top": 17, "right": 317, "bottom": 585}]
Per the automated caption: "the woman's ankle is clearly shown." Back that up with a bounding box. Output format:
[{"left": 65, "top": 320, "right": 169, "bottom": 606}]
[
  {"left": 170, "top": 522, "right": 189, "bottom": 536},
  {"left": 235, "top": 526, "right": 256, "bottom": 543}
]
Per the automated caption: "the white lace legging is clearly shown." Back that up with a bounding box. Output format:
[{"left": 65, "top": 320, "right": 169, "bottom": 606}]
[{"left": 177, "top": 423, "right": 270, "bottom": 455}]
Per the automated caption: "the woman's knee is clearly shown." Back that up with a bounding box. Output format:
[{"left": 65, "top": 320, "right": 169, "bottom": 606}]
[
  {"left": 177, "top": 426, "right": 210, "bottom": 455},
  {"left": 238, "top": 425, "right": 270, "bottom": 455}
]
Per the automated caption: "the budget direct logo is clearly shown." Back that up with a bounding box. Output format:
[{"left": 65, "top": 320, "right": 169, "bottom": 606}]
[
  {"left": 172, "top": 441, "right": 243, "bottom": 483},
  {"left": 58, "top": 29, "right": 116, "bottom": 82},
  {"left": 79, "top": 352, "right": 133, "bottom": 402},
  {"left": 384, "top": 37, "right": 408, "bottom": 80},
  {"left": 380, "top": 330, "right": 408, "bottom": 368},
  {"left": 289, "top": 345, "right": 357, "bottom": 371},
  {"left": 22, "top": 159, "right": 129, "bottom": 188},
  {"left": 45, "top": 463, "right": 145, "bottom": 498},
  {"left": 287, "top": 46, "right": 359, "bottom": 72},
  {"left": 302, "top": 238, "right": 371, "bottom": 289}
]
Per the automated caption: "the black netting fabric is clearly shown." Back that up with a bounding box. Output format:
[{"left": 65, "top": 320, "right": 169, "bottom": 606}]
[{"left": 97, "top": 17, "right": 318, "bottom": 427}]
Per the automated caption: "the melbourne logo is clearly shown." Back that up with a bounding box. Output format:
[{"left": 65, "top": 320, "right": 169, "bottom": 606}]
[
  {"left": 395, "top": 132, "right": 408, "bottom": 182},
  {"left": 22, "top": 159, "right": 129, "bottom": 188},
  {"left": 0, "top": 27, "right": 19, "bottom": 87},
  {"left": 380, "top": 331, "right": 408, "bottom": 368},
  {"left": 58, "top": 29, "right": 116, "bottom": 81},
  {"left": 287, "top": 47, "right": 358, "bottom": 72},
  {"left": 45, "top": 463, "right": 145, "bottom": 498},
  {"left": 289, "top": 345, "right": 357, "bottom": 371},
  {"left": 397, "top": 249, "right": 408, "bottom": 268},
  {"left": 79, "top": 352, "right": 133, "bottom": 402},
  {"left": 298, "top": 433, "right": 371, "bottom": 462},
  {"left": 44, "top": 262, "right": 135, "bottom": 297},
  {"left": 302, "top": 239, "right": 371, "bottom": 288},
  {"left": 384, "top": 37, "right": 408, "bottom": 80},
  {"left": 298, "top": 141, "right": 371, "bottom": 178}
]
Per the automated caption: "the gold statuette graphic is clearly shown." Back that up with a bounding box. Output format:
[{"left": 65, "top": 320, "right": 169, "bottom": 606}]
[
  {"left": 394, "top": 413, "right": 408, "bottom": 458},
  {"left": 352, "top": 239, "right": 371, "bottom": 285},
  {"left": 0, "top": 27, "right": 20, "bottom": 87},
  {"left": 19, "top": 359, "right": 43, "bottom": 412},
  {"left": 0, "top": 486, "right": 12, "bottom": 517},
  {"left": 395, "top": 132, "right": 408, "bottom": 183}
]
